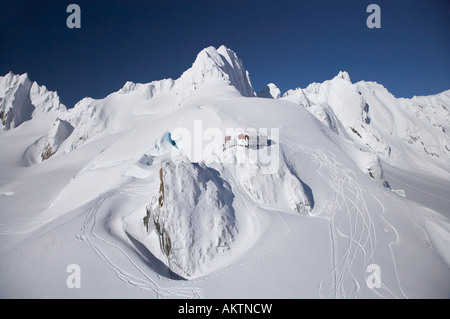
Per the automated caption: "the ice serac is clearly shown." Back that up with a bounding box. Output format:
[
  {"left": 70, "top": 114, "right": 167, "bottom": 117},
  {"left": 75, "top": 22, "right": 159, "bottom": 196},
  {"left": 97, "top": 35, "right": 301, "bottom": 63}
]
[
  {"left": 176, "top": 45, "right": 256, "bottom": 98},
  {"left": 257, "top": 83, "right": 281, "bottom": 99},
  {"left": 0, "top": 72, "right": 66, "bottom": 130}
]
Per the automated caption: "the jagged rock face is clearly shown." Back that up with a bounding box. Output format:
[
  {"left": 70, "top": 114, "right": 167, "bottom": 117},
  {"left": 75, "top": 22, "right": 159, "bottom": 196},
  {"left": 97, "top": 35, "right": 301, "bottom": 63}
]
[
  {"left": 29, "top": 81, "right": 66, "bottom": 114},
  {"left": 0, "top": 72, "right": 34, "bottom": 130},
  {"left": 41, "top": 119, "right": 74, "bottom": 161},
  {"left": 144, "top": 159, "right": 236, "bottom": 279},
  {"left": 0, "top": 72, "right": 66, "bottom": 130},
  {"left": 41, "top": 144, "right": 54, "bottom": 161}
]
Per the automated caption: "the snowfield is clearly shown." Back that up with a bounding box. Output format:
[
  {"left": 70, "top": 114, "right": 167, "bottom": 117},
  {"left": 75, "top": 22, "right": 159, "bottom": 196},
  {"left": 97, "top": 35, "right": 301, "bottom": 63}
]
[{"left": 0, "top": 46, "right": 449, "bottom": 298}]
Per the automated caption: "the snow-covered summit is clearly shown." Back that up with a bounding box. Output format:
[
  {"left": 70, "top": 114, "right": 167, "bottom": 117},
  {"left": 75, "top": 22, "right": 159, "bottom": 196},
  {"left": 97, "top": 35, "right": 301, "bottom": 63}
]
[
  {"left": 0, "top": 72, "right": 34, "bottom": 130},
  {"left": 257, "top": 83, "right": 281, "bottom": 99},
  {"left": 0, "top": 71, "right": 30, "bottom": 89},
  {"left": 282, "top": 71, "right": 450, "bottom": 176},
  {"left": 44, "top": 45, "right": 257, "bottom": 151},
  {"left": 0, "top": 72, "right": 66, "bottom": 130},
  {"left": 334, "top": 70, "right": 351, "bottom": 82},
  {"left": 176, "top": 45, "right": 256, "bottom": 98}
]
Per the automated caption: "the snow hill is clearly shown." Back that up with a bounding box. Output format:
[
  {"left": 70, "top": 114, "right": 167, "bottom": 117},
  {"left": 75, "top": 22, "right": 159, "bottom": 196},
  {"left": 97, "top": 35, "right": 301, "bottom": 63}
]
[{"left": 0, "top": 46, "right": 449, "bottom": 298}]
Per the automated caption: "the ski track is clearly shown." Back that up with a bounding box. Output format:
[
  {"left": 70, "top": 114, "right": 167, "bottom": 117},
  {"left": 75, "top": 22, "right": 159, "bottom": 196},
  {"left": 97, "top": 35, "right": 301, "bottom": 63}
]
[
  {"left": 371, "top": 195, "right": 408, "bottom": 299},
  {"left": 2, "top": 144, "right": 407, "bottom": 299},
  {"left": 79, "top": 174, "right": 291, "bottom": 297},
  {"left": 4, "top": 177, "right": 203, "bottom": 298},
  {"left": 178, "top": 173, "right": 292, "bottom": 288},
  {"left": 287, "top": 144, "right": 402, "bottom": 299},
  {"left": 78, "top": 186, "right": 203, "bottom": 299},
  {"left": 5, "top": 163, "right": 291, "bottom": 298},
  {"left": 0, "top": 203, "right": 91, "bottom": 257}
]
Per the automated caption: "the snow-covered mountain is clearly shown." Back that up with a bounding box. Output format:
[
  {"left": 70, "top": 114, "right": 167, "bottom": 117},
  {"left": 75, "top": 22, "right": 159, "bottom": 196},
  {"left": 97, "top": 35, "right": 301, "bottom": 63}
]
[
  {"left": 176, "top": 45, "right": 256, "bottom": 99},
  {"left": 282, "top": 71, "right": 450, "bottom": 179},
  {"left": 257, "top": 83, "right": 281, "bottom": 99},
  {"left": 0, "top": 46, "right": 449, "bottom": 298},
  {"left": 0, "top": 72, "right": 66, "bottom": 130}
]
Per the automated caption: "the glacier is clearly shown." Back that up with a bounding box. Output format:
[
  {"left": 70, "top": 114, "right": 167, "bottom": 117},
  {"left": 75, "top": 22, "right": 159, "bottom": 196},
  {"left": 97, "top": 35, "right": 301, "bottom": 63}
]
[{"left": 0, "top": 45, "right": 449, "bottom": 298}]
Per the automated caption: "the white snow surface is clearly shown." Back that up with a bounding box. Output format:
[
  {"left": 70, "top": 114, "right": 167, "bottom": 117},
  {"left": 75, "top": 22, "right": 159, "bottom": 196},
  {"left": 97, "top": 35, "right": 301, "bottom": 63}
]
[{"left": 0, "top": 46, "right": 449, "bottom": 298}]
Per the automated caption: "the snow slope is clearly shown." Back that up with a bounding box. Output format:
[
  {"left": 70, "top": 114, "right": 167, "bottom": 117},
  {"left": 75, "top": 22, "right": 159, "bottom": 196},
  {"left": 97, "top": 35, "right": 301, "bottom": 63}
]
[
  {"left": 282, "top": 71, "right": 450, "bottom": 180},
  {"left": 0, "top": 46, "right": 449, "bottom": 298}
]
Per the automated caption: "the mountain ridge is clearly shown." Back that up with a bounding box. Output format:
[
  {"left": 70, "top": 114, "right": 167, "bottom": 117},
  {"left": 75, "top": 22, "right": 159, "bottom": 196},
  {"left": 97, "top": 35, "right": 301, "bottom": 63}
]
[
  {"left": 0, "top": 45, "right": 449, "bottom": 297},
  {"left": 1, "top": 46, "right": 449, "bottom": 179}
]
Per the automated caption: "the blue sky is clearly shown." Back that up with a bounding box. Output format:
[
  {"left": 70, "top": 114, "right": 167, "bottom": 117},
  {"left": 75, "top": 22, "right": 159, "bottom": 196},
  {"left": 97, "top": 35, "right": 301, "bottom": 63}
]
[{"left": 1, "top": 0, "right": 449, "bottom": 107}]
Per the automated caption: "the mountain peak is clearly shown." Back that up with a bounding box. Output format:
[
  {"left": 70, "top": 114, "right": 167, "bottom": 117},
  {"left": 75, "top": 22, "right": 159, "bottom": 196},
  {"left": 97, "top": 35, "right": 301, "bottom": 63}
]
[
  {"left": 177, "top": 45, "right": 255, "bottom": 97},
  {"left": 0, "top": 72, "right": 65, "bottom": 130},
  {"left": 334, "top": 71, "right": 351, "bottom": 82},
  {"left": 1, "top": 71, "right": 31, "bottom": 89},
  {"left": 257, "top": 83, "right": 281, "bottom": 99}
]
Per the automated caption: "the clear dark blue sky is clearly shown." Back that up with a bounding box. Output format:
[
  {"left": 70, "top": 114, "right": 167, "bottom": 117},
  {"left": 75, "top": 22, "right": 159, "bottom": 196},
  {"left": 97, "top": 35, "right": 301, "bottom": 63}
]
[{"left": 1, "top": 0, "right": 449, "bottom": 107}]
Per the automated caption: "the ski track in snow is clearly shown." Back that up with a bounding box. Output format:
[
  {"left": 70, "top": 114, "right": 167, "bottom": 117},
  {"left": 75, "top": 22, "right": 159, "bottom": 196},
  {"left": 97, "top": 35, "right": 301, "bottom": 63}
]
[
  {"left": 286, "top": 144, "right": 403, "bottom": 299},
  {"left": 371, "top": 195, "right": 408, "bottom": 299},
  {"left": 0, "top": 205, "right": 88, "bottom": 256},
  {"left": 160, "top": 160, "right": 293, "bottom": 288},
  {"left": 78, "top": 188, "right": 203, "bottom": 299},
  {"left": 79, "top": 175, "right": 290, "bottom": 299},
  {"left": 3, "top": 144, "right": 406, "bottom": 299},
  {"left": 178, "top": 189, "right": 292, "bottom": 288},
  {"left": 2, "top": 178, "right": 203, "bottom": 298},
  {"left": 180, "top": 143, "right": 406, "bottom": 298}
]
